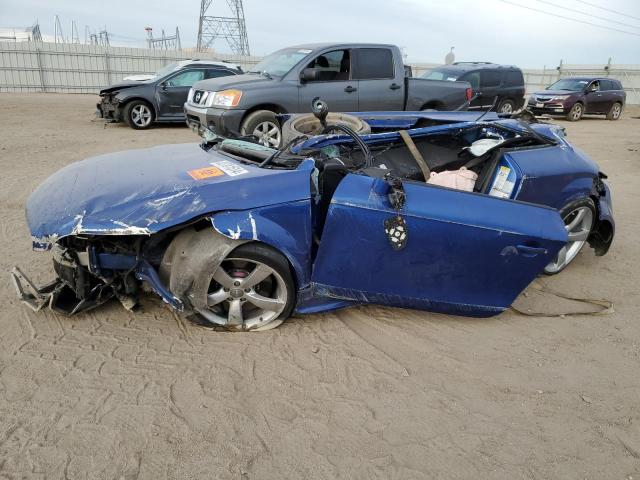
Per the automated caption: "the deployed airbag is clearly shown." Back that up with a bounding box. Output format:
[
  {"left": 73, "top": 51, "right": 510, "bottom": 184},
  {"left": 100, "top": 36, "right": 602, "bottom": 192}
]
[{"left": 427, "top": 167, "right": 477, "bottom": 192}]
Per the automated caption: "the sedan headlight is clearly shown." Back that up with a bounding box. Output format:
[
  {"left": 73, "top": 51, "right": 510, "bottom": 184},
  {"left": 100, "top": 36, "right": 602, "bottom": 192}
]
[{"left": 204, "top": 89, "right": 243, "bottom": 108}]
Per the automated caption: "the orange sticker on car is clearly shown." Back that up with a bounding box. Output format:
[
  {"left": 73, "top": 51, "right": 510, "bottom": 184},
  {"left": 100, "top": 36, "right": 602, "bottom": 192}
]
[{"left": 187, "top": 166, "right": 224, "bottom": 180}]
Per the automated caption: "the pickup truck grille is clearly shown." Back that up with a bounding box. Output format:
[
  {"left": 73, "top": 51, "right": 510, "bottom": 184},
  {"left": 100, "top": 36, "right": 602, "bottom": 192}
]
[{"left": 191, "top": 89, "right": 209, "bottom": 105}]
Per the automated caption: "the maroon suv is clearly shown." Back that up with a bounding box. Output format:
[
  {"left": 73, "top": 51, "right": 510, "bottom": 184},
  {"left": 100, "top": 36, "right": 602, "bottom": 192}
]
[{"left": 527, "top": 77, "right": 626, "bottom": 121}]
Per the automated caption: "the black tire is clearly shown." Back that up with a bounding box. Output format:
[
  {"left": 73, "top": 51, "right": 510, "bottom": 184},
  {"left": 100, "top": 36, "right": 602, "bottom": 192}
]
[
  {"left": 192, "top": 242, "right": 296, "bottom": 331},
  {"left": 498, "top": 99, "right": 516, "bottom": 114},
  {"left": 240, "top": 110, "right": 282, "bottom": 148},
  {"left": 606, "top": 102, "right": 623, "bottom": 121},
  {"left": 123, "top": 100, "right": 154, "bottom": 130},
  {"left": 281, "top": 112, "right": 371, "bottom": 145},
  {"left": 566, "top": 103, "right": 584, "bottom": 122},
  {"left": 544, "top": 198, "right": 596, "bottom": 275}
]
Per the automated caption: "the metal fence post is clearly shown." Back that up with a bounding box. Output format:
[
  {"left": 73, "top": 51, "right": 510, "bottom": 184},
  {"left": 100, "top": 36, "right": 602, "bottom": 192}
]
[
  {"left": 35, "top": 45, "right": 46, "bottom": 92},
  {"left": 104, "top": 49, "right": 112, "bottom": 86}
]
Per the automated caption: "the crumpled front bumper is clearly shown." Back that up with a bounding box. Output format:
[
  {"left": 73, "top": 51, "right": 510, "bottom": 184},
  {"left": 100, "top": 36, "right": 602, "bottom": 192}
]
[
  {"left": 96, "top": 95, "right": 120, "bottom": 121},
  {"left": 12, "top": 244, "right": 183, "bottom": 316}
]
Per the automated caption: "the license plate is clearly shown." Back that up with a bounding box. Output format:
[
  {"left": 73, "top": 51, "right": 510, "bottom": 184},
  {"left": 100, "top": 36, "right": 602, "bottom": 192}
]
[{"left": 536, "top": 103, "right": 544, "bottom": 108}]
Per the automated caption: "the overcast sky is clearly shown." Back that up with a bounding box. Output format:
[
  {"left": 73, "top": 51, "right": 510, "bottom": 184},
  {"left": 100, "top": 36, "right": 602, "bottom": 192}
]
[{"left": 1, "top": 0, "right": 639, "bottom": 66}]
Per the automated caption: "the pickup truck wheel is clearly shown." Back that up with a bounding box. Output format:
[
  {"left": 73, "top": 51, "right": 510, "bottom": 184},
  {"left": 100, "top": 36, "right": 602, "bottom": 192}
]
[
  {"left": 281, "top": 112, "right": 371, "bottom": 145},
  {"left": 241, "top": 110, "right": 282, "bottom": 148},
  {"left": 606, "top": 102, "right": 622, "bottom": 120},
  {"left": 123, "top": 100, "right": 154, "bottom": 129},
  {"left": 498, "top": 99, "right": 515, "bottom": 114},
  {"left": 566, "top": 103, "right": 583, "bottom": 122}
]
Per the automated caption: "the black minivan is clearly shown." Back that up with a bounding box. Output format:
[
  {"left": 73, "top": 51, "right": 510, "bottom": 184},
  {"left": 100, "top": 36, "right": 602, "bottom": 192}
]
[{"left": 422, "top": 62, "right": 525, "bottom": 114}]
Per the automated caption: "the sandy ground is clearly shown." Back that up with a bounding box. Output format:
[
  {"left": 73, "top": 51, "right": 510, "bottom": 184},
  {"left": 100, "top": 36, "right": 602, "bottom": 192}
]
[{"left": 0, "top": 93, "right": 639, "bottom": 480}]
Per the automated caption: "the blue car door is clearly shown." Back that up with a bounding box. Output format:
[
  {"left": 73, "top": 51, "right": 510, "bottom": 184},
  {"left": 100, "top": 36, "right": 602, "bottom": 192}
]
[{"left": 311, "top": 174, "right": 568, "bottom": 317}]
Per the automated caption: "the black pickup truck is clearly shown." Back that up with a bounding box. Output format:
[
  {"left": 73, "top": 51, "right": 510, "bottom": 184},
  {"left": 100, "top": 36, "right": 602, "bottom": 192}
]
[{"left": 184, "top": 43, "right": 473, "bottom": 147}]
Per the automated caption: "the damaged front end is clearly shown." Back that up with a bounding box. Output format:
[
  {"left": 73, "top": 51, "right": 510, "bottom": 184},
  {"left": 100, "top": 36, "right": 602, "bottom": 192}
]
[
  {"left": 14, "top": 142, "right": 313, "bottom": 318},
  {"left": 12, "top": 236, "right": 183, "bottom": 316},
  {"left": 96, "top": 92, "right": 121, "bottom": 122}
]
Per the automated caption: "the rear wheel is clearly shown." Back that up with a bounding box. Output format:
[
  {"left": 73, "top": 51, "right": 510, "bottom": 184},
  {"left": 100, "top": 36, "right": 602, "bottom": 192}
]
[
  {"left": 241, "top": 110, "right": 282, "bottom": 148},
  {"left": 606, "top": 102, "right": 622, "bottom": 120},
  {"left": 123, "top": 100, "right": 154, "bottom": 129},
  {"left": 544, "top": 199, "right": 595, "bottom": 274},
  {"left": 196, "top": 243, "right": 295, "bottom": 330},
  {"left": 566, "top": 103, "right": 584, "bottom": 122}
]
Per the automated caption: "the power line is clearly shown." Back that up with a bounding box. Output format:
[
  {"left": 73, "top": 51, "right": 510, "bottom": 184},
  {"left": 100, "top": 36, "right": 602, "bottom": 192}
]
[
  {"left": 575, "top": 0, "right": 640, "bottom": 23},
  {"left": 534, "top": 0, "right": 640, "bottom": 30},
  {"left": 497, "top": 0, "right": 640, "bottom": 37}
]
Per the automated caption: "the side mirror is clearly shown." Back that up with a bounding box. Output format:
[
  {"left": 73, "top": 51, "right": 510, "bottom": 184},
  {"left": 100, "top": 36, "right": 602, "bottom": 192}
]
[
  {"left": 161, "top": 83, "right": 168, "bottom": 90},
  {"left": 586, "top": 85, "right": 597, "bottom": 93},
  {"left": 300, "top": 68, "right": 318, "bottom": 83}
]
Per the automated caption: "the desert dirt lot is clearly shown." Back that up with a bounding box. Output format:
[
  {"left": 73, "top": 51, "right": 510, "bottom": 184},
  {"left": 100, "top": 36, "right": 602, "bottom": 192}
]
[{"left": 0, "top": 93, "right": 639, "bottom": 479}]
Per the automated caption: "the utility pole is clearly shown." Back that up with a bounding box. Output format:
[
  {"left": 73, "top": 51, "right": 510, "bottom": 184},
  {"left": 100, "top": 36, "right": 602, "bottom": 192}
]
[{"left": 197, "top": 0, "right": 250, "bottom": 55}]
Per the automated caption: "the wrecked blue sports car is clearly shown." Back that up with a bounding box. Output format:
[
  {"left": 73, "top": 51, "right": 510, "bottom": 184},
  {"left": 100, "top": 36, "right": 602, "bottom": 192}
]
[{"left": 13, "top": 107, "right": 614, "bottom": 330}]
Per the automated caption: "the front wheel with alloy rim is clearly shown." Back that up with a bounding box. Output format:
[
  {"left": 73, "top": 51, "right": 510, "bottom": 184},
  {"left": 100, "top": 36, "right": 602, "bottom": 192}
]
[
  {"left": 123, "top": 100, "right": 154, "bottom": 129},
  {"left": 240, "top": 110, "right": 282, "bottom": 148},
  {"left": 566, "top": 103, "right": 584, "bottom": 122},
  {"left": 197, "top": 243, "right": 295, "bottom": 330},
  {"left": 544, "top": 199, "right": 595, "bottom": 274},
  {"left": 607, "top": 102, "right": 622, "bottom": 120},
  {"left": 498, "top": 99, "right": 515, "bottom": 114}
]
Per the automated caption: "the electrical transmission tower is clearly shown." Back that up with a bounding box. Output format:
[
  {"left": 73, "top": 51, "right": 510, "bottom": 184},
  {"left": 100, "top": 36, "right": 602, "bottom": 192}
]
[
  {"left": 71, "top": 21, "right": 80, "bottom": 43},
  {"left": 54, "top": 15, "right": 65, "bottom": 43},
  {"left": 88, "top": 28, "right": 110, "bottom": 47},
  {"left": 197, "top": 0, "right": 250, "bottom": 55},
  {"left": 31, "top": 23, "right": 42, "bottom": 42},
  {"left": 145, "top": 27, "right": 182, "bottom": 50}
]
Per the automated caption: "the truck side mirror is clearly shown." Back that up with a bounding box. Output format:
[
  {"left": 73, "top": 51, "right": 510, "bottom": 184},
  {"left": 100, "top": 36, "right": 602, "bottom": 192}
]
[{"left": 300, "top": 68, "right": 318, "bottom": 83}]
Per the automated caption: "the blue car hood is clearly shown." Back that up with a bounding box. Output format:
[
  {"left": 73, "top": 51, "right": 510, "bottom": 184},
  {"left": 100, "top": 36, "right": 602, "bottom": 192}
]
[{"left": 27, "top": 143, "right": 313, "bottom": 250}]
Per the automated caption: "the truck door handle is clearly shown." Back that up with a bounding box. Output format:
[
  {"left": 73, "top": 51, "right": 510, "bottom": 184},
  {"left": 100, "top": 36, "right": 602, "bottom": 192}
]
[
  {"left": 516, "top": 245, "right": 548, "bottom": 257},
  {"left": 344, "top": 86, "right": 357, "bottom": 93},
  {"left": 390, "top": 83, "right": 401, "bottom": 90}
]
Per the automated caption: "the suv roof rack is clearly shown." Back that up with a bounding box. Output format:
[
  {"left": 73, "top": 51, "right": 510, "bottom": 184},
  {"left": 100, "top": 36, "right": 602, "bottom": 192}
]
[{"left": 452, "top": 61, "right": 494, "bottom": 65}]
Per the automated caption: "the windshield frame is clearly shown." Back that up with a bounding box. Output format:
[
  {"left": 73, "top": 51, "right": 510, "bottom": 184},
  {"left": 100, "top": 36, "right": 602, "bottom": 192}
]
[
  {"left": 249, "top": 47, "right": 314, "bottom": 77},
  {"left": 545, "top": 79, "right": 590, "bottom": 92},
  {"left": 151, "top": 62, "right": 182, "bottom": 80}
]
